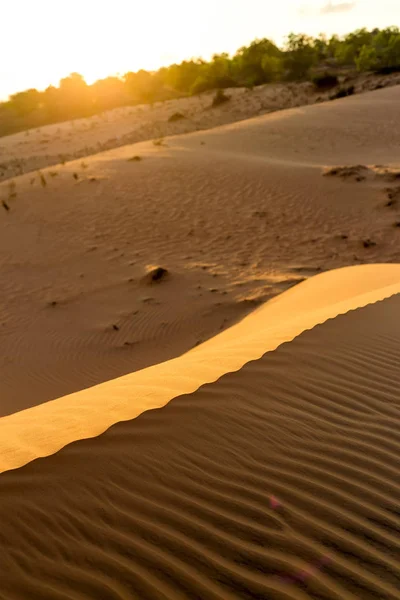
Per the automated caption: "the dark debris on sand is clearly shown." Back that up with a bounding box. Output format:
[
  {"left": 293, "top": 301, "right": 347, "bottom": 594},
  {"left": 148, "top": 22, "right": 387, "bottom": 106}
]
[{"left": 142, "top": 266, "right": 169, "bottom": 285}]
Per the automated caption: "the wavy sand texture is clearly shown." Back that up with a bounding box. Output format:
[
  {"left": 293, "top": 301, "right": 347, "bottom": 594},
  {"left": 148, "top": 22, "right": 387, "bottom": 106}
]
[
  {"left": 0, "top": 264, "right": 399, "bottom": 474},
  {"left": 0, "top": 290, "right": 399, "bottom": 599},
  {"left": 1, "top": 87, "right": 400, "bottom": 413}
]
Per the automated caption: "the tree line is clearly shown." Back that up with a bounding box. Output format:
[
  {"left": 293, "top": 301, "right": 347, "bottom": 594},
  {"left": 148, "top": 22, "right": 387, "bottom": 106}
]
[{"left": 1, "top": 26, "right": 399, "bottom": 137}]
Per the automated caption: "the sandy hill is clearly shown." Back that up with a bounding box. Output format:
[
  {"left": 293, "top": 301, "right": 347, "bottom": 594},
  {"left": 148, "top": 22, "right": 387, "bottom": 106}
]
[
  {"left": 0, "top": 85, "right": 399, "bottom": 599},
  {"left": 0, "top": 265, "right": 399, "bottom": 599},
  {"left": 1, "top": 70, "right": 399, "bottom": 184},
  {"left": 0, "top": 85, "right": 400, "bottom": 413}
]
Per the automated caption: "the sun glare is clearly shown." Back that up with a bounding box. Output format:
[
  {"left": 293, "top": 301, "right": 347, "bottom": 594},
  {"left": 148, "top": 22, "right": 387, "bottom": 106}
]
[{"left": 1, "top": 0, "right": 399, "bottom": 99}]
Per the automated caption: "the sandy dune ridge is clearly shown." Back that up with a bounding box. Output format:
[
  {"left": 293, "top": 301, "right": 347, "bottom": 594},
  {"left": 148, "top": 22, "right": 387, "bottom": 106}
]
[
  {"left": 0, "top": 281, "right": 399, "bottom": 599},
  {"left": 0, "top": 85, "right": 400, "bottom": 599},
  {"left": 1, "top": 70, "right": 399, "bottom": 184},
  {"left": 0, "top": 264, "right": 399, "bottom": 474},
  {"left": 1, "top": 86, "right": 400, "bottom": 415}
]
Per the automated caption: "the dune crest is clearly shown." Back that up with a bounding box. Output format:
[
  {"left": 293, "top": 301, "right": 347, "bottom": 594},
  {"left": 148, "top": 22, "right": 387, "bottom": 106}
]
[
  {"left": 0, "top": 264, "right": 399, "bottom": 474},
  {"left": 2, "top": 86, "right": 400, "bottom": 413},
  {"left": 1, "top": 79, "right": 400, "bottom": 599},
  {"left": 0, "top": 275, "right": 400, "bottom": 599}
]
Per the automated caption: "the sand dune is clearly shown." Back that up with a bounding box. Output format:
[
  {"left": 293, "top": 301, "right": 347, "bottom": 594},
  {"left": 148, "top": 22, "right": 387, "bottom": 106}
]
[
  {"left": 1, "top": 86, "right": 400, "bottom": 415},
  {"left": 0, "top": 264, "right": 399, "bottom": 474},
  {"left": 0, "top": 283, "right": 399, "bottom": 599},
  {"left": 0, "top": 82, "right": 400, "bottom": 599},
  {"left": 1, "top": 71, "right": 399, "bottom": 184}
]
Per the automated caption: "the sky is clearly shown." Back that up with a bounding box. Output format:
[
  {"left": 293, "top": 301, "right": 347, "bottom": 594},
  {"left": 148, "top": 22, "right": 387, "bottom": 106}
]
[{"left": 1, "top": 0, "right": 398, "bottom": 100}]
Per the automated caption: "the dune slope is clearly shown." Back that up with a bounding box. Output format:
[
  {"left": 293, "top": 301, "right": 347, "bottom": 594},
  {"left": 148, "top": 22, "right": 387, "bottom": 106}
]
[
  {"left": 0, "top": 263, "right": 399, "bottom": 472},
  {"left": 1, "top": 73, "right": 399, "bottom": 184},
  {"left": 1, "top": 87, "right": 400, "bottom": 413},
  {"left": 0, "top": 85, "right": 400, "bottom": 599},
  {"left": 0, "top": 291, "right": 399, "bottom": 599}
]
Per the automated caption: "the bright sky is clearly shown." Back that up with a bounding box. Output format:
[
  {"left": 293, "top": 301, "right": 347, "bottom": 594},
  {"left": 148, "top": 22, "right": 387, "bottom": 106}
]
[{"left": 1, "top": 0, "right": 398, "bottom": 100}]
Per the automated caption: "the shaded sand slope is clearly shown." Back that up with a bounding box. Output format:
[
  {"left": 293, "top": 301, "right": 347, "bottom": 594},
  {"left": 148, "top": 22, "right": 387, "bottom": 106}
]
[
  {"left": 1, "top": 264, "right": 400, "bottom": 474},
  {"left": 1, "top": 292, "right": 400, "bottom": 599},
  {"left": 1, "top": 87, "right": 400, "bottom": 413},
  {"left": 178, "top": 84, "right": 400, "bottom": 165},
  {"left": 1, "top": 73, "right": 399, "bottom": 183}
]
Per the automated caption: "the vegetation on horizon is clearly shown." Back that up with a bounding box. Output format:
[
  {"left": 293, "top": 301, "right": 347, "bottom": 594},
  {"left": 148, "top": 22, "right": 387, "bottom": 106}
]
[{"left": 1, "top": 26, "right": 400, "bottom": 138}]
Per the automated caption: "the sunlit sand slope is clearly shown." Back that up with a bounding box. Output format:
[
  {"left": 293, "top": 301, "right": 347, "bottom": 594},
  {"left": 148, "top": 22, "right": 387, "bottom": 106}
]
[
  {"left": 0, "top": 276, "right": 399, "bottom": 599},
  {"left": 0, "top": 264, "right": 399, "bottom": 474}
]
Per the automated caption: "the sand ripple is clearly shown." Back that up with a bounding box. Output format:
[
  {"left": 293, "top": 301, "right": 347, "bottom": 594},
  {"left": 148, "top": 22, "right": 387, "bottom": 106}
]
[{"left": 0, "top": 295, "right": 399, "bottom": 599}]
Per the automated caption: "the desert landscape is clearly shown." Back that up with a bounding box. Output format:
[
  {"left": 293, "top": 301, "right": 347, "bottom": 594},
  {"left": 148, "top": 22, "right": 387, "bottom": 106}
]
[
  {"left": 1, "top": 68, "right": 399, "bottom": 184},
  {"left": 0, "top": 44, "right": 400, "bottom": 600},
  {"left": 1, "top": 84, "right": 400, "bottom": 413}
]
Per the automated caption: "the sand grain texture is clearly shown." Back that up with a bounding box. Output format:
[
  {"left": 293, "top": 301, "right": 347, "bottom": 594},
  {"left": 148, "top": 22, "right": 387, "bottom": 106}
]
[
  {"left": 0, "top": 293, "right": 400, "bottom": 599},
  {"left": 1, "top": 86, "right": 400, "bottom": 414},
  {"left": 0, "top": 82, "right": 400, "bottom": 600},
  {"left": 0, "top": 263, "right": 400, "bottom": 473}
]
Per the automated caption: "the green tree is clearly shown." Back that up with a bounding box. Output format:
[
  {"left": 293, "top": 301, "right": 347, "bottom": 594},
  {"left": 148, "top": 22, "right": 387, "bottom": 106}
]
[
  {"left": 2, "top": 25, "right": 400, "bottom": 139},
  {"left": 124, "top": 70, "right": 166, "bottom": 103},
  {"left": 91, "top": 77, "right": 126, "bottom": 110},
  {"left": 261, "top": 55, "right": 284, "bottom": 81},
  {"left": 373, "top": 27, "right": 400, "bottom": 68},
  {"left": 42, "top": 85, "right": 61, "bottom": 120},
  {"left": 284, "top": 34, "right": 317, "bottom": 79},
  {"left": 356, "top": 45, "right": 377, "bottom": 71},
  {"left": 162, "top": 60, "right": 204, "bottom": 92},
  {"left": 208, "top": 53, "right": 236, "bottom": 88},
  {"left": 386, "top": 32, "right": 400, "bottom": 66},
  {"left": 335, "top": 28, "right": 373, "bottom": 66},
  {"left": 9, "top": 89, "right": 40, "bottom": 115},
  {"left": 58, "top": 73, "right": 90, "bottom": 117},
  {"left": 326, "top": 35, "right": 341, "bottom": 61},
  {"left": 190, "top": 75, "right": 212, "bottom": 95},
  {"left": 313, "top": 35, "right": 329, "bottom": 61},
  {"left": 234, "top": 38, "right": 281, "bottom": 85},
  {"left": 59, "top": 72, "right": 87, "bottom": 91}
]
